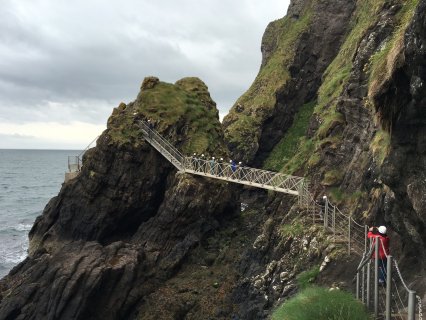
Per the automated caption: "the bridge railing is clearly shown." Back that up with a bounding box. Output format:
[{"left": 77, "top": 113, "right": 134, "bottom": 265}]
[
  {"left": 355, "top": 237, "right": 423, "bottom": 320},
  {"left": 139, "top": 121, "right": 184, "bottom": 168},
  {"left": 182, "top": 156, "right": 306, "bottom": 196},
  {"left": 321, "top": 196, "right": 367, "bottom": 255}
]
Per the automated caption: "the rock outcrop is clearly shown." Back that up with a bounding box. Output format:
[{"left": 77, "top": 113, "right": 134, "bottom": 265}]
[{"left": 0, "top": 78, "right": 237, "bottom": 319}]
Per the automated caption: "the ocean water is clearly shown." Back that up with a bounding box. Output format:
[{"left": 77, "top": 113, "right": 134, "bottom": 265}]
[{"left": 0, "top": 149, "right": 81, "bottom": 279}]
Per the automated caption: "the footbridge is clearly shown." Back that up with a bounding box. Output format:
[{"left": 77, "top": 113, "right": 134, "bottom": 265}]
[
  {"left": 138, "top": 120, "right": 423, "bottom": 320},
  {"left": 139, "top": 120, "right": 308, "bottom": 200}
]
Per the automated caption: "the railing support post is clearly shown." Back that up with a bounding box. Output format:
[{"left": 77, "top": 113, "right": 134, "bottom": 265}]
[
  {"left": 348, "top": 216, "right": 351, "bottom": 255},
  {"left": 362, "top": 263, "right": 366, "bottom": 303},
  {"left": 408, "top": 290, "right": 416, "bottom": 320},
  {"left": 364, "top": 225, "right": 368, "bottom": 253},
  {"left": 333, "top": 206, "right": 336, "bottom": 241},
  {"left": 385, "top": 255, "right": 392, "bottom": 320},
  {"left": 324, "top": 196, "right": 329, "bottom": 228},
  {"left": 374, "top": 238, "right": 379, "bottom": 318},
  {"left": 356, "top": 271, "right": 360, "bottom": 300},
  {"left": 366, "top": 261, "right": 371, "bottom": 308}
]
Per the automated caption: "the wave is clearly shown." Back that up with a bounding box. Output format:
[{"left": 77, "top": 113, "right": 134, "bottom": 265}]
[{"left": 14, "top": 223, "right": 33, "bottom": 232}]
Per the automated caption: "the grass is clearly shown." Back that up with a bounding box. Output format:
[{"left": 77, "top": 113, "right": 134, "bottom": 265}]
[
  {"left": 316, "top": 0, "right": 386, "bottom": 113},
  {"left": 280, "top": 222, "right": 305, "bottom": 238},
  {"left": 107, "top": 78, "right": 227, "bottom": 156},
  {"left": 264, "top": 0, "right": 412, "bottom": 175},
  {"left": 370, "top": 129, "right": 391, "bottom": 164},
  {"left": 264, "top": 101, "right": 316, "bottom": 171},
  {"left": 296, "top": 266, "right": 320, "bottom": 289},
  {"left": 322, "top": 169, "right": 344, "bottom": 186},
  {"left": 271, "top": 287, "right": 372, "bottom": 320}
]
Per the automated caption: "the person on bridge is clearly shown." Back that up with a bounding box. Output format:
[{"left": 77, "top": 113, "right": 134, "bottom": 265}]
[
  {"left": 210, "top": 157, "right": 215, "bottom": 174},
  {"left": 147, "top": 119, "right": 154, "bottom": 139},
  {"left": 368, "top": 225, "right": 390, "bottom": 284},
  {"left": 230, "top": 160, "right": 237, "bottom": 175}
]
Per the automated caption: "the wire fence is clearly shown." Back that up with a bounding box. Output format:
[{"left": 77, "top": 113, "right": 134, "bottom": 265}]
[{"left": 356, "top": 237, "right": 423, "bottom": 319}]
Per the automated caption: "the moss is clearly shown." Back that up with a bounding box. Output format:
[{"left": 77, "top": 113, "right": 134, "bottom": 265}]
[
  {"left": 316, "top": 0, "right": 386, "bottom": 114},
  {"left": 322, "top": 169, "right": 344, "bottom": 186},
  {"left": 263, "top": 101, "right": 316, "bottom": 171},
  {"left": 370, "top": 129, "right": 391, "bottom": 164},
  {"left": 329, "top": 187, "right": 345, "bottom": 203},
  {"left": 107, "top": 78, "right": 226, "bottom": 156},
  {"left": 280, "top": 222, "right": 305, "bottom": 238},
  {"left": 368, "top": 0, "right": 420, "bottom": 95},
  {"left": 316, "top": 111, "right": 345, "bottom": 140},
  {"left": 367, "top": 0, "right": 420, "bottom": 130}
]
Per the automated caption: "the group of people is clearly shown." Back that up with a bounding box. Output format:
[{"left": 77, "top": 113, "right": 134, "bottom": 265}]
[{"left": 190, "top": 153, "right": 244, "bottom": 177}]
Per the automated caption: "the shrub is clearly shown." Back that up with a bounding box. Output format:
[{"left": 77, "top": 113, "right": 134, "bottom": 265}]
[
  {"left": 271, "top": 287, "right": 371, "bottom": 320},
  {"left": 296, "top": 266, "right": 320, "bottom": 289}
]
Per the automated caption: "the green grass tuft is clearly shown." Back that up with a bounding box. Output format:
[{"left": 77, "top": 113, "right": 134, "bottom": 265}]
[
  {"left": 280, "top": 222, "right": 305, "bottom": 238},
  {"left": 296, "top": 266, "right": 320, "bottom": 289},
  {"left": 271, "top": 287, "right": 372, "bottom": 320},
  {"left": 263, "top": 101, "right": 316, "bottom": 171}
]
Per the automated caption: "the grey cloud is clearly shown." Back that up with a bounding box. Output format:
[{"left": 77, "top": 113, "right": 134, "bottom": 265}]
[{"left": 0, "top": 0, "right": 289, "bottom": 139}]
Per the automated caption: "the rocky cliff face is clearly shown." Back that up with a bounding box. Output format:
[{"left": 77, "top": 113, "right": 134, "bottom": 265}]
[
  {"left": 0, "top": 78, "right": 238, "bottom": 319},
  {"left": 1, "top": 0, "right": 426, "bottom": 319}
]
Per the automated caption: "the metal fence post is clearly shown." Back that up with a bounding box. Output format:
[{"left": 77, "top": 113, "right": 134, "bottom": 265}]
[
  {"left": 324, "top": 196, "right": 329, "bottom": 228},
  {"left": 364, "top": 225, "right": 368, "bottom": 253},
  {"left": 362, "top": 264, "right": 366, "bottom": 303},
  {"left": 348, "top": 216, "right": 351, "bottom": 254},
  {"left": 408, "top": 290, "right": 416, "bottom": 320},
  {"left": 333, "top": 206, "right": 336, "bottom": 241},
  {"left": 374, "top": 238, "right": 379, "bottom": 318},
  {"left": 366, "top": 261, "right": 371, "bottom": 308},
  {"left": 356, "top": 271, "right": 360, "bottom": 300},
  {"left": 385, "top": 255, "right": 392, "bottom": 320}
]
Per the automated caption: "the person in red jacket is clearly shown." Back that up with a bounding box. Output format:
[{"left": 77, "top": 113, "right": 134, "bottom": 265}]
[{"left": 368, "top": 225, "right": 390, "bottom": 283}]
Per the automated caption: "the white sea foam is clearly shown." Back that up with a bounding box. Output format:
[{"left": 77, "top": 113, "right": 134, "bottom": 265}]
[{"left": 14, "top": 223, "right": 33, "bottom": 232}]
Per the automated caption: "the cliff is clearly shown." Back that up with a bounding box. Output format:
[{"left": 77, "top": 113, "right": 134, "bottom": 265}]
[{"left": 1, "top": 0, "right": 426, "bottom": 319}]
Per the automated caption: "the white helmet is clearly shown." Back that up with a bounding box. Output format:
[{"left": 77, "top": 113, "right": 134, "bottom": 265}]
[{"left": 378, "top": 226, "right": 387, "bottom": 235}]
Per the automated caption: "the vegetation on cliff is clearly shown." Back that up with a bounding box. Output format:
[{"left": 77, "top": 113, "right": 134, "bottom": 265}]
[
  {"left": 107, "top": 76, "right": 228, "bottom": 157},
  {"left": 223, "top": 0, "right": 315, "bottom": 162},
  {"left": 262, "top": 0, "right": 420, "bottom": 187},
  {"left": 271, "top": 287, "right": 371, "bottom": 320}
]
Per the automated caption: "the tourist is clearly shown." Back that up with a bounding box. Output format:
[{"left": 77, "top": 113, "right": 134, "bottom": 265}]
[
  {"left": 210, "top": 157, "right": 215, "bottom": 174},
  {"left": 367, "top": 225, "right": 390, "bottom": 284}
]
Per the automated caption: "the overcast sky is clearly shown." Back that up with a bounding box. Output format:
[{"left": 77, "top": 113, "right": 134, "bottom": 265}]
[{"left": 0, "top": 0, "right": 290, "bottom": 149}]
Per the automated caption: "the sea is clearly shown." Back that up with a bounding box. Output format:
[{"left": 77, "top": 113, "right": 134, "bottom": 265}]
[{"left": 0, "top": 149, "right": 81, "bottom": 279}]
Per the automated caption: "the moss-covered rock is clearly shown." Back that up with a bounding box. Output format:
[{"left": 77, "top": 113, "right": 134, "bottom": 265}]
[{"left": 107, "top": 76, "right": 228, "bottom": 157}]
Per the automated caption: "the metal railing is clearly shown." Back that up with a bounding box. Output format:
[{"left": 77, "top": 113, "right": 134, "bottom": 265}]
[
  {"left": 139, "top": 120, "right": 184, "bottom": 170},
  {"left": 181, "top": 156, "right": 307, "bottom": 197},
  {"left": 321, "top": 197, "right": 367, "bottom": 255},
  {"left": 68, "top": 156, "right": 81, "bottom": 173},
  {"left": 139, "top": 120, "right": 307, "bottom": 197},
  {"left": 355, "top": 237, "right": 423, "bottom": 319},
  {"left": 67, "top": 135, "right": 99, "bottom": 173}
]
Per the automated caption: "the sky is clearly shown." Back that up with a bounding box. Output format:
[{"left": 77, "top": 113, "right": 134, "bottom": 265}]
[{"left": 0, "top": 0, "right": 290, "bottom": 149}]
